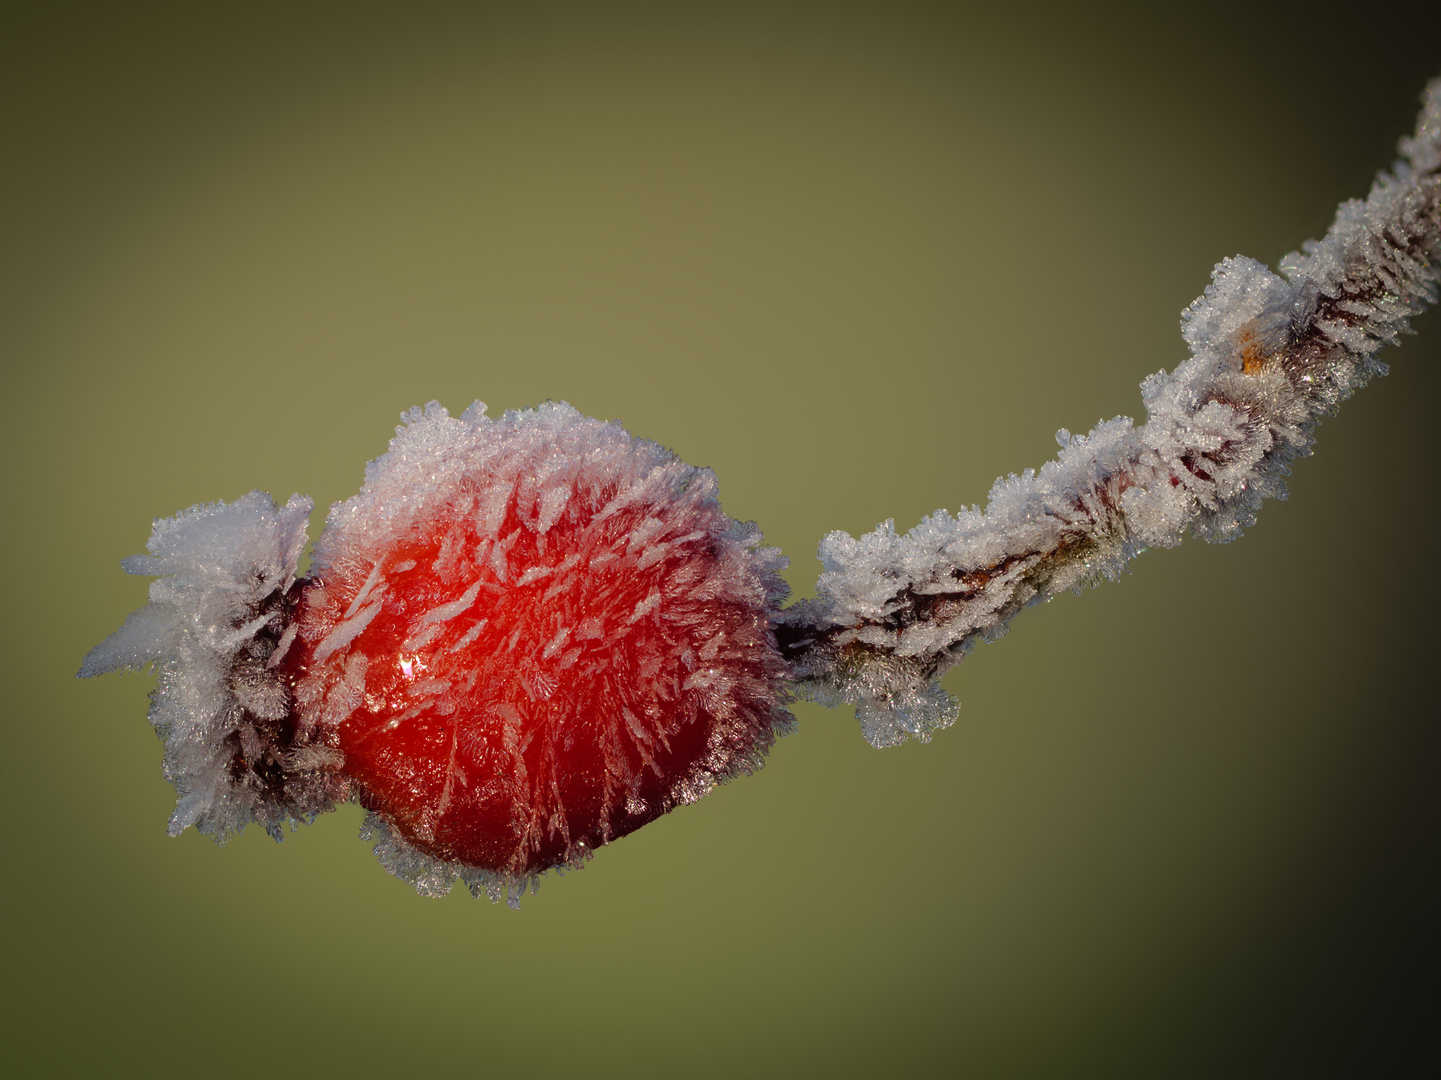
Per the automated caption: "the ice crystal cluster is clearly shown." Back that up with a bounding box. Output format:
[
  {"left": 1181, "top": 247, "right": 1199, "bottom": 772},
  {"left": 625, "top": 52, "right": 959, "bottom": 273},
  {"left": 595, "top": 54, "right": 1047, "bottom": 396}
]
[
  {"left": 76, "top": 492, "right": 342, "bottom": 839},
  {"left": 81, "top": 78, "right": 1441, "bottom": 902},
  {"left": 776, "top": 78, "right": 1441, "bottom": 748}
]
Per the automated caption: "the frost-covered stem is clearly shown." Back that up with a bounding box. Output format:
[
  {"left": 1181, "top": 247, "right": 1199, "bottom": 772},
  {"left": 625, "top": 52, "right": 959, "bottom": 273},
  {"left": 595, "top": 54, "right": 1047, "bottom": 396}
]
[{"left": 778, "top": 79, "right": 1441, "bottom": 749}]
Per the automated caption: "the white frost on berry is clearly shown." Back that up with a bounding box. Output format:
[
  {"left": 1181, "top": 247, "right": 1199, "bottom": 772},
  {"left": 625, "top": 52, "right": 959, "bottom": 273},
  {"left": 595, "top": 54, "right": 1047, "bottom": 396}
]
[
  {"left": 79, "top": 492, "right": 343, "bottom": 841},
  {"left": 358, "top": 812, "right": 542, "bottom": 909}
]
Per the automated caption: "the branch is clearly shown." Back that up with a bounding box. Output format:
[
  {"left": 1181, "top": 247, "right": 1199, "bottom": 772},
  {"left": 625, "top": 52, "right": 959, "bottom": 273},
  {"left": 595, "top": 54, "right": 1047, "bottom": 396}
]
[{"left": 777, "top": 78, "right": 1441, "bottom": 749}]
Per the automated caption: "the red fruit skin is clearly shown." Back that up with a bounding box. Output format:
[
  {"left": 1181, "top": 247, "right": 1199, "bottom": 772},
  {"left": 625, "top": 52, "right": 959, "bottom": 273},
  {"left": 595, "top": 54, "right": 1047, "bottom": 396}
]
[{"left": 282, "top": 404, "right": 789, "bottom": 881}]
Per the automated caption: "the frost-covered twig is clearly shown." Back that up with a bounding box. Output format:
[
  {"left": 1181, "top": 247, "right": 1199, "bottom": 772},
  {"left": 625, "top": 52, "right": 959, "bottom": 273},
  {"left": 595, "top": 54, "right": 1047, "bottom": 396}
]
[{"left": 776, "top": 78, "right": 1441, "bottom": 749}]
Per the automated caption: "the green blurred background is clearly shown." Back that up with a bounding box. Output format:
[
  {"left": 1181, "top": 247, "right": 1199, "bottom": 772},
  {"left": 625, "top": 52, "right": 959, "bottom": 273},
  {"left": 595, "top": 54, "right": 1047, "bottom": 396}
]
[{"left": 3, "top": 2, "right": 1438, "bottom": 1075}]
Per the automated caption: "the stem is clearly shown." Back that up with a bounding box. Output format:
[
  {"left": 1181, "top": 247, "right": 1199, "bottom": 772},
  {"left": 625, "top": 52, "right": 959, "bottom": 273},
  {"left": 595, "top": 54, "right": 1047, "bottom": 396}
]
[{"left": 778, "top": 79, "right": 1441, "bottom": 749}]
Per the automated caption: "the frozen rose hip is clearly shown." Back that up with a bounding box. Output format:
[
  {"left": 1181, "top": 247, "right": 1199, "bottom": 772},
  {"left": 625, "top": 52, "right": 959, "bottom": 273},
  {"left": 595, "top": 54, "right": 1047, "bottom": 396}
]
[
  {"left": 78, "top": 399, "right": 793, "bottom": 904},
  {"left": 283, "top": 401, "right": 792, "bottom": 888}
]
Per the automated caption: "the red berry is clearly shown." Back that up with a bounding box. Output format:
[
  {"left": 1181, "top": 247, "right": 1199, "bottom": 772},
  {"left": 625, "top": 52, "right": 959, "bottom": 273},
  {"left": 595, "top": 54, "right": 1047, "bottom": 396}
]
[{"left": 283, "top": 402, "right": 791, "bottom": 883}]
